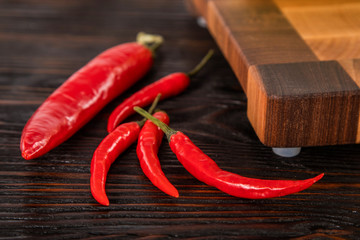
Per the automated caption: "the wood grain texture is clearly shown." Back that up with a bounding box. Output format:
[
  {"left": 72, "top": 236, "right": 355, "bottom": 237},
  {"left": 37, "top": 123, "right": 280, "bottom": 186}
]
[
  {"left": 275, "top": 0, "right": 360, "bottom": 61},
  {"left": 275, "top": 0, "right": 360, "bottom": 145},
  {"left": 188, "top": 0, "right": 360, "bottom": 147},
  {"left": 339, "top": 59, "right": 360, "bottom": 143},
  {"left": 249, "top": 61, "right": 360, "bottom": 147},
  {"left": 206, "top": 0, "right": 317, "bottom": 92},
  {"left": 0, "top": 0, "right": 359, "bottom": 239}
]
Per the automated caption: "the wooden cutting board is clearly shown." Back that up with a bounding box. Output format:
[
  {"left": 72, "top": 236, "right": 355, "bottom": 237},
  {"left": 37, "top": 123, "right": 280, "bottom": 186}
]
[{"left": 187, "top": 0, "right": 360, "bottom": 148}]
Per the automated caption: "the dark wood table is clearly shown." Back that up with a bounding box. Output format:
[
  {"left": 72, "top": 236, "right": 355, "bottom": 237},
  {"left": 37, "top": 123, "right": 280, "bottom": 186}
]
[{"left": 0, "top": 0, "right": 359, "bottom": 239}]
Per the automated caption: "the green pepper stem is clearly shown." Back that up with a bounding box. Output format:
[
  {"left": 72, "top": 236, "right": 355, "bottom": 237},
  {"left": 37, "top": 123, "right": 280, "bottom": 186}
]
[
  {"left": 148, "top": 93, "right": 161, "bottom": 115},
  {"left": 136, "top": 32, "right": 164, "bottom": 53},
  {"left": 136, "top": 94, "right": 161, "bottom": 127},
  {"left": 187, "top": 49, "right": 214, "bottom": 78},
  {"left": 134, "top": 107, "right": 177, "bottom": 141}
]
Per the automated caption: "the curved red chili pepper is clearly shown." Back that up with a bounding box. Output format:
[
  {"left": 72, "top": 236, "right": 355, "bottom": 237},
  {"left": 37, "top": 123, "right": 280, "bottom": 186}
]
[
  {"left": 90, "top": 122, "right": 140, "bottom": 206},
  {"left": 134, "top": 107, "right": 324, "bottom": 199},
  {"left": 169, "top": 132, "right": 323, "bottom": 199},
  {"left": 91, "top": 94, "right": 161, "bottom": 206},
  {"left": 107, "top": 50, "right": 214, "bottom": 133},
  {"left": 21, "top": 33, "right": 162, "bottom": 160},
  {"left": 137, "top": 111, "right": 179, "bottom": 198},
  {"left": 108, "top": 73, "right": 189, "bottom": 133}
]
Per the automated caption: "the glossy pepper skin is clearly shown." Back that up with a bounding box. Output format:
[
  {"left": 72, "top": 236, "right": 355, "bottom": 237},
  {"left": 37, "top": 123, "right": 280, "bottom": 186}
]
[
  {"left": 21, "top": 42, "right": 153, "bottom": 160},
  {"left": 137, "top": 111, "right": 179, "bottom": 198},
  {"left": 90, "top": 122, "right": 140, "bottom": 206},
  {"left": 169, "top": 132, "right": 324, "bottom": 199},
  {"left": 107, "top": 49, "right": 214, "bottom": 133},
  {"left": 134, "top": 107, "right": 324, "bottom": 199},
  {"left": 108, "top": 73, "right": 189, "bottom": 133}
]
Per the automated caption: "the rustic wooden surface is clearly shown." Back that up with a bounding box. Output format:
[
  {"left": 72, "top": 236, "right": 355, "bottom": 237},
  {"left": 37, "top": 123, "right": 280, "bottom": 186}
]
[
  {"left": 190, "top": 0, "right": 360, "bottom": 147},
  {"left": 0, "top": 0, "right": 359, "bottom": 239}
]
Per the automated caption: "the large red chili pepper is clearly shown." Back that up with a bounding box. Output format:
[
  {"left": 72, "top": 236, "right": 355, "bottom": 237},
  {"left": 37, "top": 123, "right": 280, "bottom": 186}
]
[
  {"left": 137, "top": 111, "right": 179, "bottom": 198},
  {"left": 107, "top": 50, "right": 214, "bottom": 133},
  {"left": 21, "top": 33, "right": 163, "bottom": 160},
  {"left": 134, "top": 107, "right": 324, "bottom": 199},
  {"left": 91, "top": 95, "right": 161, "bottom": 206}
]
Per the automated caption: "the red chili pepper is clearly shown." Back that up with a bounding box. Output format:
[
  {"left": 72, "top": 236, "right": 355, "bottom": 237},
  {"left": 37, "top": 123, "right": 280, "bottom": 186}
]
[
  {"left": 107, "top": 49, "right": 214, "bottom": 133},
  {"left": 21, "top": 33, "right": 163, "bottom": 160},
  {"left": 134, "top": 107, "right": 324, "bottom": 199},
  {"left": 90, "top": 122, "right": 140, "bottom": 206},
  {"left": 137, "top": 111, "right": 179, "bottom": 198},
  {"left": 91, "top": 95, "right": 161, "bottom": 206}
]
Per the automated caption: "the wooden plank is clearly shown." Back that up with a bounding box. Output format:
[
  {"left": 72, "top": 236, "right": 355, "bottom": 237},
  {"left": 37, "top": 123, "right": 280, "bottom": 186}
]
[
  {"left": 339, "top": 58, "right": 360, "bottom": 143},
  {"left": 339, "top": 59, "right": 360, "bottom": 88},
  {"left": 305, "top": 36, "right": 360, "bottom": 61},
  {"left": 274, "top": 0, "right": 359, "bottom": 8},
  {"left": 187, "top": 0, "right": 360, "bottom": 147},
  {"left": 275, "top": 0, "right": 360, "bottom": 61},
  {"left": 274, "top": 0, "right": 360, "bottom": 144},
  {"left": 248, "top": 61, "right": 360, "bottom": 147},
  {"left": 206, "top": 0, "right": 317, "bottom": 92}
]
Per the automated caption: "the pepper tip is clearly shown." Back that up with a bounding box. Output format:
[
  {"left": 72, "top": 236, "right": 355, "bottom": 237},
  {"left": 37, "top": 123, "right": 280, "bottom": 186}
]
[
  {"left": 91, "top": 183, "right": 110, "bottom": 206},
  {"left": 95, "top": 196, "right": 110, "bottom": 206},
  {"left": 167, "top": 188, "right": 179, "bottom": 198},
  {"left": 21, "top": 151, "right": 32, "bottom": 160},
  {"left": 314, "top": 173, "right": 325, "bottom": 182}
]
